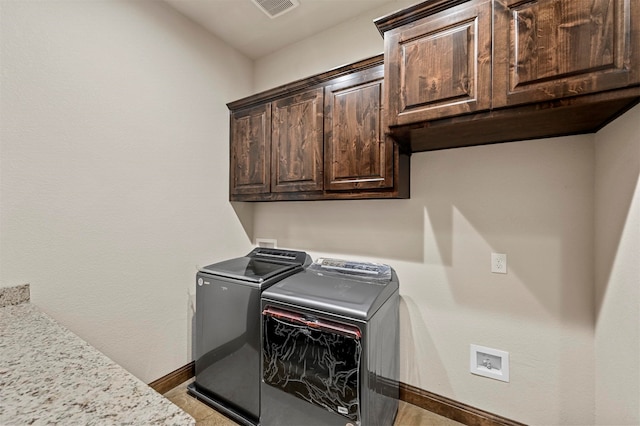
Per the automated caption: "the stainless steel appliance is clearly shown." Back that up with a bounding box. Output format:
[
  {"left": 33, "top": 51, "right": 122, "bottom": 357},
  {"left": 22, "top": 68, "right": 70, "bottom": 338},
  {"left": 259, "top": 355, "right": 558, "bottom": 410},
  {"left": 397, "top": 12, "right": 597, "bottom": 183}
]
[
  {"left": 260, "top": 258, "right": 399, "bottom": 426},
  {"left": 188, "top": 248, "right": 311, "bottom": 426}
]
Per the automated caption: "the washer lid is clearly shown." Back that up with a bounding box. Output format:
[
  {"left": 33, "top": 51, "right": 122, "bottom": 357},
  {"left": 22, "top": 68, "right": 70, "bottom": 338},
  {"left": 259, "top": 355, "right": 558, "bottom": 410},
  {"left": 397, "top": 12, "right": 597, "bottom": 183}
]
[
  {"left": 199, "top": 258, "right": 300, "bottom": 284},
  {"left": 199, "top": 248, "right": 310, "bottom": 284},
  {"left": 261, "top": 267, "right": 399, "bottom": 320}
]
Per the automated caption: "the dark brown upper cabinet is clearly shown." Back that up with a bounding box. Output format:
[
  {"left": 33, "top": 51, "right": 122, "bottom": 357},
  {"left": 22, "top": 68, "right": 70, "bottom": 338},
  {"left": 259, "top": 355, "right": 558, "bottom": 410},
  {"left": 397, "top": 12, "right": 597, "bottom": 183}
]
[
  {"left": 324, "top": 66, "right": 394, "bottom": 191},
  {"left": 384, "top": 0, "right": 492, "bottom": 125},
  {"left": 229, "top": 104, "right": 271, "bottom": 196},
  {"left": 227, "top": 55, "right": 409, "bottom": 202},
  {"left": 493, "top": 0, "right": 640, "bottom": 107},
  {"left": 271, "top": 88, "right": 324, "bottom": 194},
  {"left": 375, "top": 0, "right": 640, "bottom": 152}
]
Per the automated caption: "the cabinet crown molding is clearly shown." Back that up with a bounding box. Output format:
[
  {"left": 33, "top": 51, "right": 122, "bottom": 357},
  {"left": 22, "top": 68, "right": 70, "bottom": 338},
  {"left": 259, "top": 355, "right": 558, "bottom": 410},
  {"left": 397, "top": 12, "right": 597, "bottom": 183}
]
[
  {"left": 374, "top": 0, "right": 470, "bottom": 35},
  {"left": 227, "top": 54, "right": 383, "bottom": 111}
]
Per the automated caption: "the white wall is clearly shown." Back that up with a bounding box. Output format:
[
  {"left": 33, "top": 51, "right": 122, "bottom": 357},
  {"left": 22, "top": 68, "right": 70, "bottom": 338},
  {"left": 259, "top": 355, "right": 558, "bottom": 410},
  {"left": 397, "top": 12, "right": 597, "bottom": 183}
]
[
  {"left": 0, "top": 0, "right": 254, "bottom": 383},
  {"left": 254, "top": 140, "right": 597, "bottom": 426},
  {"left": 252, "top": 4, "right": 640, "bottom": 425},
  {"left": 594, "top": 104, "right": 640, "bottom": 425}
]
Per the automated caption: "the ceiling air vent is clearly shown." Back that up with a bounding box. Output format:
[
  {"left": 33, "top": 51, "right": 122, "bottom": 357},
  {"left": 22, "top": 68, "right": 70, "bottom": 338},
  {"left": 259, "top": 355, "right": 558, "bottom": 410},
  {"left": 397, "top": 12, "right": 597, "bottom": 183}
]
[{"left": 251, "top": 0, "right": 299, "bottom": 19}]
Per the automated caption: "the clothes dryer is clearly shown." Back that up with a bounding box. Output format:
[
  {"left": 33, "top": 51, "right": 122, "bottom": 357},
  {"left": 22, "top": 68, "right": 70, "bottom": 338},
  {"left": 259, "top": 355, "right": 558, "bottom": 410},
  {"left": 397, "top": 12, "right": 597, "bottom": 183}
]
[{"left": 260, "top": 258, "right": 399, "bottom": 426}]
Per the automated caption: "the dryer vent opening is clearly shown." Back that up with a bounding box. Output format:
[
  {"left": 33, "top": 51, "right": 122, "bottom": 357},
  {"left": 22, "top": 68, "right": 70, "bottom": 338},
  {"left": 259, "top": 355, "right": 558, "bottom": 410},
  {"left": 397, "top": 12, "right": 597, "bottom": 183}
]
[{"left": 251, "top": 0, "right": 299, "bottom": 19}]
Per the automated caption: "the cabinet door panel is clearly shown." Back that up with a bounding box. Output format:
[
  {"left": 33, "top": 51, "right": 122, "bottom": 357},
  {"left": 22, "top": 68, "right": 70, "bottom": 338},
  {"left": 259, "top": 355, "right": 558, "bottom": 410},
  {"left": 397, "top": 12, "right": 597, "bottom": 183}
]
[
  {"left": 385, "top": 0, "right": 492, "bottom": 125},
  {"left": 271, "top": 88, "right": 324, "bottom": 193},
  {"left": 403, "top": 23, "right": 473, "bottom": 108},
  {"left": 324, "top": 67, "right": 393, "bottom": 191},
  {"left": 230, "top": 104, "right": 270, "bottom": 195},
  {"left": 494, "top": 0, "right": 639, "bottom": 106}
]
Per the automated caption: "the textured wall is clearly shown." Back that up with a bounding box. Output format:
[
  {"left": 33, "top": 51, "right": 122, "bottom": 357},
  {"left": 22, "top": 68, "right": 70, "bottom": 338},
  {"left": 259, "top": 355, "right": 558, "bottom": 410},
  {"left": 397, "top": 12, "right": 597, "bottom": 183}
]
[
  {"left": 0, "top": 0, "right": 254, "bottom": 383},
  {"left": 253, "top": 137, "right": 597, "bottom": 425},
  {"left": 594, "top": 104, "right": 640, "bottom": 425}
]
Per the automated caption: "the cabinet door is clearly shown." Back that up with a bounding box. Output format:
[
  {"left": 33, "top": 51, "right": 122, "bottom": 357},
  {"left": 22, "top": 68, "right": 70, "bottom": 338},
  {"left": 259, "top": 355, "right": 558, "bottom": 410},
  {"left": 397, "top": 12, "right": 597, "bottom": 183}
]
[
  {"left": 271, "top": 88, "right": 324, "bottom": 193},
  {"left": 324, "top": 66, "right": 393, "bottom": 191},
  {"left": 230, "top": 104, "right": 271, "bottom": 196},
  {"left": 384, "top": 0, "right": 492, "bottom": 125},
  {"left": 493, "top": 0, "right": 640, "bottom": 107}
]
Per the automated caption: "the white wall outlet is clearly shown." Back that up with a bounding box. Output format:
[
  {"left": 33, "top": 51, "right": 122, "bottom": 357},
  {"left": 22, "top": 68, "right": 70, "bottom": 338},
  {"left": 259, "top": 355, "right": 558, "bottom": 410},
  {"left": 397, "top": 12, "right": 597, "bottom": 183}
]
[
  {"left": 491, "top": 252, "right": 507, "bottom": 274},
  {"left": 470, "top": 344, "right": 509, "bottom": 382},
  {"left": 256, "top": 238, "right": 277, "bottom": 248}
]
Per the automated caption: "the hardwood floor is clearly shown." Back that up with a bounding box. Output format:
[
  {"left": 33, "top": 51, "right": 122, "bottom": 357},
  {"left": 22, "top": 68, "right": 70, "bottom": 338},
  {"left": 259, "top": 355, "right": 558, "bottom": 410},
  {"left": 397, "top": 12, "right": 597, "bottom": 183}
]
[{"left": 164, "top": 379, "right": 464, "bottom": 426}]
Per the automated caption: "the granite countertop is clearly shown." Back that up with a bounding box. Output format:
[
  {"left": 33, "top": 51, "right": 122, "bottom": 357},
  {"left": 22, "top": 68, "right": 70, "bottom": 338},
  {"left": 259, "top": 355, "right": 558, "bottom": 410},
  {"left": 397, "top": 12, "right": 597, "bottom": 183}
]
[{"left": 0, "top": 285, "right": 195, "bottom": 425}]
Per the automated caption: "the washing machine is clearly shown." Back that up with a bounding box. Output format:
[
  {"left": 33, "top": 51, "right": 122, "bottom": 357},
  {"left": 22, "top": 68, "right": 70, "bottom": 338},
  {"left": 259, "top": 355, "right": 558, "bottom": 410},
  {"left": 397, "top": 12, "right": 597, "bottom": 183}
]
[
  {"left": 260, "top": 258, "right": 399, "bottom": 426},
  {"left": 188, "top": 247, "right": 311, "bottom": 426}
]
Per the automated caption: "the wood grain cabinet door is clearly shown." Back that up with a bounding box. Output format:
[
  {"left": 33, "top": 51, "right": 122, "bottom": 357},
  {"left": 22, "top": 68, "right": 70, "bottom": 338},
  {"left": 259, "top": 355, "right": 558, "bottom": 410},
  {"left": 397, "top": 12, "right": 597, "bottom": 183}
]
[
  {"left": 493, "top": 0, "right": 640, "bottom": 107},
  {"left": 271, "top": 88, "right": 324, "bottom": 193},
  {"left": 324, "top": 66, "right": 394, "bottom": 191},
  {"left": 229, "top": 104, "right": 271, "bottom": 196},
  {"left": 384, "top": 0, "right": 492, "bottom": 125}
]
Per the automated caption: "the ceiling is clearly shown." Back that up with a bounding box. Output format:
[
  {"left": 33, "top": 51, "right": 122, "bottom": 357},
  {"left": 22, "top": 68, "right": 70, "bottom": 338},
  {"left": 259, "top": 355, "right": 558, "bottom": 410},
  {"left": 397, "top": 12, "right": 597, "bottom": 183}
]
[{"left": 164, "top": 0, "right": 403, "bottom": 60}]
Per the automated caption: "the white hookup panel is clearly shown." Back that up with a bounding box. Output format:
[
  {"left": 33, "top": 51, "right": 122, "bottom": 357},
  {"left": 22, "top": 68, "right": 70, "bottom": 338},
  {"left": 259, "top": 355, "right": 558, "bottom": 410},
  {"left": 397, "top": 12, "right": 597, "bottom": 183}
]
[{"left": 470, "top": 344, "right": 510, "bottom": 382}]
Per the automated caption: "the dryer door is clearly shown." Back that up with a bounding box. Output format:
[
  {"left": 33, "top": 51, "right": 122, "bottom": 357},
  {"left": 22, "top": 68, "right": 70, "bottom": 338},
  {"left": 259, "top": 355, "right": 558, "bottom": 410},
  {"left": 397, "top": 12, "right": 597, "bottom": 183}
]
[{"left": 262, "top": 306, "right": 362, "bottom": 422}]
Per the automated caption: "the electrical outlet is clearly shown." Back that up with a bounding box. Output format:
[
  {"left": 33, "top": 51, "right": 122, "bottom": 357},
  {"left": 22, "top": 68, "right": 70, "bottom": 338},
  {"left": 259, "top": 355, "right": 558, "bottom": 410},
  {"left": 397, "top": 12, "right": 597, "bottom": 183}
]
[
  {"left": 491, "top": 253, "right": 507, "bottom": 274},
  {"left": 256, "top": 238, "right": 277, "bottom": 248}
]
